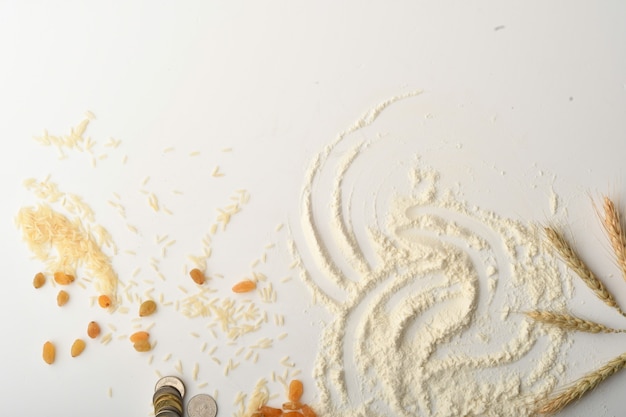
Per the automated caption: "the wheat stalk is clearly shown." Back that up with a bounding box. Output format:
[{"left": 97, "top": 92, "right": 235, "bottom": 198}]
[
  {"left": 599, "top": 196, "right": 626, "bottom": 282},
  {"left": 537, "top": 352, "right": 626, "bottom": 415},
  {"left": 525, "top": 310, "right": 623, "bottom": 334},
  {"left": 544, "top": 226, "right": 626, "bottom": 317}
]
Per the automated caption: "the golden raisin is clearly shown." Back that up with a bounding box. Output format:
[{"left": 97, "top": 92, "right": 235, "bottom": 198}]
[
  {"left": 87, "top": 321, "right": 101, "bottom": 338},
  {"left": 232, "top": 279, "right": 256, "bottom": 293},
  {"left": 282, "top": 402, "right": 302, "bottom": 411},
  {"left": 98, "top": 295, "right": 112, "bottom": 308},
  {"left": 133, "top": 339, "right": 152, "bottom": 352},
  {"left": 71, "top": 339, "right": 86, "bottom": 357},
  {"left": 301, "top": 405, "right": 317, "bottom": 417},
  {"left": 53, "top": 271, "right": 75, "bottom": 285},
  {"left": 189, "top": 268, "right": 206, "bottom": 285},
  {"left": 259, "top": 405, "right": 283, "bottom": 416},
  {"left": 42, "top": 341, "right": 55, "bottom": 364},
  {"left": 33, "top": 272, "right": 46, "bottom": 289},
  {"left": 139, "top": 300, "right": 157, "bottom": 317},
  {"left": 129, "top": 331, "right": 150, "bottom": 343},
  {"left": 57, "top": 290, "right": 70, "bottom": 306},
  {"left": 288, "top": 379, "right": 304, "bottom": 402}
]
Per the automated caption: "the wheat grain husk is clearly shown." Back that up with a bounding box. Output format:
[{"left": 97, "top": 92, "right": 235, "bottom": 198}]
[
  {"left": 544, "top": 226, "right": 626, "bottom": 317},
  {"left": 537, "top": 352, "right": 626, "bottom": 415},
  {"left": 525, "top": 310, "right": 623, "bottom": 334}
]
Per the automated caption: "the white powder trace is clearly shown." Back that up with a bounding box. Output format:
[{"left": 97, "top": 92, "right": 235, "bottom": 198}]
[{"left": 290, "top": 92, "right": 569, "bottom": 416}]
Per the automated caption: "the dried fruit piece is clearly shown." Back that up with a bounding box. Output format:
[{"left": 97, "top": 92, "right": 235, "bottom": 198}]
[
  {"left": 53, "top": 271, "right": 75, "bottom": 285},
  {"left": 98, "top": 295, "right": 112, "bottom": 308},
  {"left": 282, "top": 401, "right": 302, "bottom": 411},
  {"left": 133, "top": 339, "right": 152, "bottom": 352},
  {"left": 189, "top": 268, "right": 206, "bottom": 285},
  {"left": 139, "top": 300, "right": 157, "bottom": 317},
  {"left": 283, "top": 412, "right": 301, "bottom": 417},
  {"left": 288, "top": 379, "right": 304, "bottom": 402},
  {"left": 259, "top": 405, "right": 283, "bottom": 416},
  {"left": 71, "top": 339, "right": 86, "bottom": 357},
  {"left": 129, "top": 331, "right": 150, "bottom": 343},
  {"left": 87, "top": 321, "right": 101, "bottom": 338},
  {"left": 232, "top": 279, "right": 256, "bottom": 293},
  {"left": 301, "top": 405, "right": 317, "bottom": 417},
  {"left": 250, "top": 414, "right": 264, "bottom": 417},
  {"left": 33, "top": 272, "right": 46, "bottom": 289},
  {"left": 57, "top": 290, "right": 70, "bottom": 306},
  {"left": 42, "top": 341, "right": 55, "bottom": 364}
]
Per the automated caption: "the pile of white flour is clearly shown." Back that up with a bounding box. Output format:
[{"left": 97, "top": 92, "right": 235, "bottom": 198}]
[{"left": 290, "top": 92, "right": 569, "bottom": 416}]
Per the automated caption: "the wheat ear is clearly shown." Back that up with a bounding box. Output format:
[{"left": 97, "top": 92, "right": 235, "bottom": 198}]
[
  {"left": 544, "top": 226, "right": 626, "bottom": 317},
  {"left": 600, "top": 196, "right": 626, "bottom": 282},
  {"left": 525, "top": 310, "right": 623, "bottom": 334},
  {"left": 537, "top": 352, "right": 626, "bottom": 415}
]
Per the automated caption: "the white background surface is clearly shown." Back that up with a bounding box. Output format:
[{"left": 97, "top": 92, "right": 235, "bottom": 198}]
[{"left": 1, "top": 1, "right": 626, "bottom": 416}]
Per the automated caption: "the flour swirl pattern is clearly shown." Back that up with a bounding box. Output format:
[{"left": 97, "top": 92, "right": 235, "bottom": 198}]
[{"left": 290, "top": 93, "right": 568, "bottom": 417}]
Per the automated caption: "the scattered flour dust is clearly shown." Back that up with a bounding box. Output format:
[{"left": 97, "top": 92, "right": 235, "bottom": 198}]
[{"left": 290, "top": 92, "right": 570, "bottom": 417}]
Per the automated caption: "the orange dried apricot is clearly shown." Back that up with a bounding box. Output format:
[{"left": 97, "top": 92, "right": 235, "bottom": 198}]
[
  {"left": 232, "top": 279, "right": 256, "bottom": 293},
  {"left": 282, "top": 401, "right": 302, "bottom": 411},
  {"left": 71, "top": 339, "right": 86, "bottom": 357},
  {"left": 288, "top": 379, "right": 304, "bottom": 402},
  {"left": 87, "top": 321, "right": 101, "bottom": 338},
  {"left": 42, "top": 341, "right": 55, "bottom": 364},
  {"left": 133, "top": 339, "right": 152, "bottom": 352},
  {"left": 301, "top": 405, "right": 317, "bottom": 417},
  {"left": 57, "top": 290, "right": 70, "bottom": 306},
  {"left": 129, "top": 331, "right": 150, "bottom": 343},
  {"left": 33, "top": 272, "right": 46, "bottom": 289},
  {"left": 98, "top": 295, "right": 111, "bottom": 308},
  {"left": 139, "top": 300, "right": 157, "bottom": 316},
  {"left": 189, "top": 268, "right": 206, "bottom": 285},
  {"left": 283, "top": 412, "right": 301, "bottom": 417},
  {"left": 53, "top": 271, "right": 75, "bottom": 285},
  {"left": 259, "top": 405, "right": 283, "bottom": 416}
]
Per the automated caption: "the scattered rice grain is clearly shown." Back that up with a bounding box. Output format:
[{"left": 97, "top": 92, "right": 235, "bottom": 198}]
[{"left": 101, "top": 333, "right": 112, "bottom": 345}]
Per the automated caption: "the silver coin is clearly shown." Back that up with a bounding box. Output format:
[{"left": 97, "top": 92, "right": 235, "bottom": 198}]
[
  {"left": 187, "top": 393, "right": 218, "bottom": 417},
  {"left": 155, "top": 376, "right": 186, "bottom": 398},
  {"left": 155, "top": 405, "right": 183, "bottom": 416},
  {"left": 155, "top": 410, "right": 181, "bottom": 417},
  {"left": 153, "top": 385, "right": 183, "bottom": 403}
]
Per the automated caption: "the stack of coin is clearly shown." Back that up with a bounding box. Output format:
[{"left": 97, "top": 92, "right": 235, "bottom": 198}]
[{"left": 153, "top": 376, "right": 186, "bottom": 417}]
